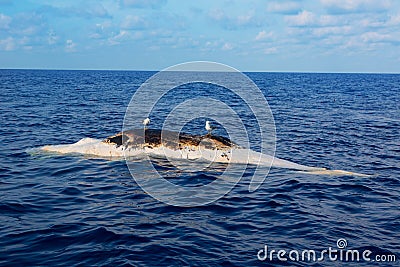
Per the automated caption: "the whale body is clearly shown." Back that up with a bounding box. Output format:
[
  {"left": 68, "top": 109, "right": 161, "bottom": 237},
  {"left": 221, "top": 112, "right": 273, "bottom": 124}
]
[{"left": 40, "top": 129, "right": 370, "bottom": 177}]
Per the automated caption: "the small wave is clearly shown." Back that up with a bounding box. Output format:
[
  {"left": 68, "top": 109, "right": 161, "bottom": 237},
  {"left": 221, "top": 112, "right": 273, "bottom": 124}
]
[
  {"left": 59, "top": 186, "right": 84, "bottom": 196},
  {"left": 0, "top": 202, "right": 41, "bottom": 214}
]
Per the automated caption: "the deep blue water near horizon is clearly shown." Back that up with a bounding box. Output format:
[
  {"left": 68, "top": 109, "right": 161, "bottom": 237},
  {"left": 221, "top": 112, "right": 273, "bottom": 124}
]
[{"left": 0, "top": 69, "right": 399, "bottom": 266}]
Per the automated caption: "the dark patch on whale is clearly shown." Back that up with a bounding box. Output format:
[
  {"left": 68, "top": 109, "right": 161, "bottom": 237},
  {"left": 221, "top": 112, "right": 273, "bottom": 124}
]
[{"left": 103, "top": 129, "right": 238, "bottom": 150}]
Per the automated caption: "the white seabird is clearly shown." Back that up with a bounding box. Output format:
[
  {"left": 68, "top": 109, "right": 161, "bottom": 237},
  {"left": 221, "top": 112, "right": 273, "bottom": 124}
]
[
  {"left": 205, "top": 120, "right": 214, "bottom": 136},
  {"left": 143, "top": 118, "right": 150, "bottom": 129}
]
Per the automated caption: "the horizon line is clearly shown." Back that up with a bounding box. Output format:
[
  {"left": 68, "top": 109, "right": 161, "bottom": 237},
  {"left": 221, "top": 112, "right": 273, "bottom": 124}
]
[{"left": 0, "top": 67, "right": 399, "bottom": 75}]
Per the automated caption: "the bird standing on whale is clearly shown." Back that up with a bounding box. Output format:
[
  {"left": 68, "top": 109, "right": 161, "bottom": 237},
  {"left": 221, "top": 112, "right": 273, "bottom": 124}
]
[
  {"left": 143, "top": 118, "right": 150, "bottom": 130},
  {"left": 205, "top": 121, "right": 215, "bottom": 136}
]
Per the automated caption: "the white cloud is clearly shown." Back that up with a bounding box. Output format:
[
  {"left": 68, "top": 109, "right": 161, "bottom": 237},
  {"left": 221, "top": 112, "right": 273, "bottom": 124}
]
[
  {"left": 267, "top": 1, "right": 302, "bottom": 14},
  {"left": 361, "top": 31, "right": 392, "bottom": 42},
  {"left": 89, "top": 21, "right": 114, "bottom": 39},
  {"left": 47, "top": 30, "right": 59, "bottom": 45},
  {"left": 283, "top": 8, "right": 400, "bottom": 54},
  {"left": 40, "top": 3, "right": 111, "bottom": 19},
  {"left": 88, "top": 4, "right": 110, "bottom": 18},
  {"left": 147, "top": 45, "right": 160, "bottom": 51},
  {"left": 222, "top": 42, "right": 233, "bottom": 50},
  {"left": 321, "top": 0, "right": 392, "bottom": 13},
  {"left": 118, "top": 16, "right": 183, "bottom": 48},
  {"left": 18, "top": 25, "right": 40, "bottom": 35},
  {"left": 107, "top": 30, "right": 143, "bottom": 45},
  {"left": 201, "top": 39, "right": 223, "bottom": 52},
  {"left": 358, "top": 17, "right": 386, "bottom": 28},
  {"left": 0, "top": 13, "right": 11, "bottom": 29},
  {"left": 285, "top": 10, "right": 316, "bottom": 26},
  {"left": 237, "top": 13, "right": 253, "bottom": 25},
  {"left": 255, "top": 30, "right": 274, "bottom": 41},
  {"left": 339, "top": 34, "right": 392, "bottom": 51},
  {"left": 208, "top": 9, "right": 262, "bottom": 30},
  {"left": 121, "top": 15, "right": 150, "bottom": 30},
  {"left": 0, "top": 37, "right": 15, "bottom": 51},
  {"left": 209, "top": 9, "right": 224, "bottom": 21},
  {"left": 9, "top": 13, "right": 47, "bottom": 36},
  {"left": 120, "top": 0, "right": 167, "bottom": 9},
  {"left": 318, "top": 14, "right": 340, "bottom": 25},
  {"left": 263, "top": 47, "right": 278, "bottom": 54},
  {"left": 168, "top": 36, "right": 201, "bottom": 49},
  {"left": 320, "top": 35, "right": 345, "bottom": 46},
  {"left": 312, "top": 26, "right": 353, "bottom": 36},
  {"left": 387, "top": 14, "right": 400, "bottom": 26},
  {"left": 285, "top": 10, "right": 339, "bottom": 27},
  {"left": 65, "top": 39, "right": 76, "bottom": 52}
]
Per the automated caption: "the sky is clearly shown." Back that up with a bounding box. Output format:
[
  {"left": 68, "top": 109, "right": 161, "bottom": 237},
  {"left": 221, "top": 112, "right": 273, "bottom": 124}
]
[{"left": 1, "top": 0, "right": 400, "bottom": 73}]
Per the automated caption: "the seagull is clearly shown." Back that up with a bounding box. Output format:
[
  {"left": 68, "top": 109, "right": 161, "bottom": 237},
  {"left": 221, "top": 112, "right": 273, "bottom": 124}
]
[
  {"left": 143, "top": 118, "right": 150, "bottom": 130},
  {"left": 205, "top": 120, "right": 215, "bottom": 136}
]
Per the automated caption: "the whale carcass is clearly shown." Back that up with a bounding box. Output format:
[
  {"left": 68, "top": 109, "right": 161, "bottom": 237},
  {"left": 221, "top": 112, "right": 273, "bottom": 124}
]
[{"left": 40, "top": 129, "right": 370, "bottom": 177}]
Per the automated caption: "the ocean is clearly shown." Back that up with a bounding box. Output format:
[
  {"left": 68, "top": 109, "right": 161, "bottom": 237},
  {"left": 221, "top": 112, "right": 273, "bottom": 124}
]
[{"left": 0, "top": 69, "right": 399, "bottom": 266}]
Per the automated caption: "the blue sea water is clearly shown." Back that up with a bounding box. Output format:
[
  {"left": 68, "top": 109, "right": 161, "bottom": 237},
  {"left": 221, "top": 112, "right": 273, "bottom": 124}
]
[{"left": 0, "top": 69, "right": 399, "bottom": 266}]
